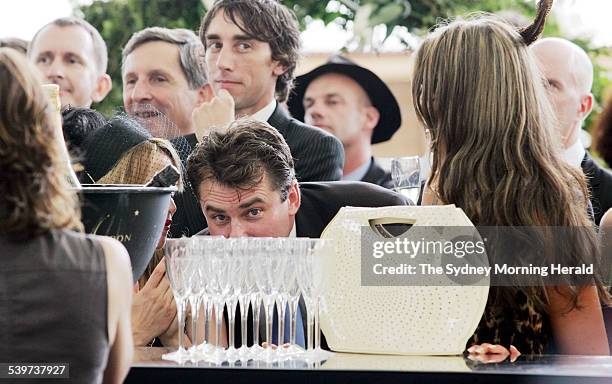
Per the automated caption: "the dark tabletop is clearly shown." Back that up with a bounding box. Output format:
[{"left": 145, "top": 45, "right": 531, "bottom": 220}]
[{"left": 127, "top": 347, "right": 612, "bottom": 384}]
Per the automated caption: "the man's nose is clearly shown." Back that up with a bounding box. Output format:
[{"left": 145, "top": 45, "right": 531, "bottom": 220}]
[
  {"left": 45, "top": 58, "right": 64, "bottom": 80},
  {"left": 306, "top": 103, "right": 324, "bottom": 123},
  {"left": 130, "top": 80, "right": 153, "bottom": 103},
  {"left": 216, "top": 46, "right": 235, "bottom": 72},
  {"left": 228, "top": 221, "right": 247, "bottom": 238}
]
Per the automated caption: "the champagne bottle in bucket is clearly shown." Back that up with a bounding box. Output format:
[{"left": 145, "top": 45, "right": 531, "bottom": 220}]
[{"left": 42, "top": 84, "right": 80, "bottom": 187}]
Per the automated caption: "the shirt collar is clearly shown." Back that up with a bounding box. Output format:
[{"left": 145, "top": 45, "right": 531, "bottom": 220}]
[
  {"left": 250, "top": 99, "right": 277, "bottom": 122},
  {"left": 561, "top": 140, "right": 586, "bottom": 168},
  {"left": 343, "top": 158, "right": 372, "bottom": 182}
]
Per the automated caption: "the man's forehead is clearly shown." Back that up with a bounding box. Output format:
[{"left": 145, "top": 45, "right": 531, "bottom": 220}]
[
  {"left": 306, "top": 72, "right": 369, "bottom": 101},
  {"left": 123, "top": 41, "right": 182, "bottom": 74},
  {"left": 200, "top": 180, "right": 272, "bottom": 205},
  {"left": 207, "top": 11, "right": 253, "bottom": 39},
  {"left": 32, "top": 24, "right": 94, "bottom": 54}
]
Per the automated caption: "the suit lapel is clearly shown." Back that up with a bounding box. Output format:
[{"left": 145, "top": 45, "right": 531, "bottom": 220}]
[{"left": 267, "top": 103, "right": 290, "bottom": 137}]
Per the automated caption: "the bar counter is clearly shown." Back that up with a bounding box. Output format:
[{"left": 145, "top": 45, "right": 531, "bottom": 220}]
[{"left": 127, "top": 347, "right": 612, "bottom": 383}]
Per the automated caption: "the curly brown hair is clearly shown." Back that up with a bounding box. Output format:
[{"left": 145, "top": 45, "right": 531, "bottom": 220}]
[{"left": 0, "top": 48, "right": 82, "bottom": 240}]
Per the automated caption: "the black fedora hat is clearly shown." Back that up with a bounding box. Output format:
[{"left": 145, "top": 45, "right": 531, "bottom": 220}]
[{"left": 287, "top": 54, "right": 401, "bottom": 144}]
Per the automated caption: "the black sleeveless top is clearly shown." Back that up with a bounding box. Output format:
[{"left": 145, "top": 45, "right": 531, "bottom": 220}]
[{"left": 0, "top": 230, "right": 109, "bottom": 383}]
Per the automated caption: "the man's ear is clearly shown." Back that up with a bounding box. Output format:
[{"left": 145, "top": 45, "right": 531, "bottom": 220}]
[
  {"left": 91, "top": 74, "right": 112, "bottom": 103},
  {"left": 287, "top": 178, "right": 300, "bottom": 216},
  {"left": 363, "top": 105, "right": 380, "bottom": 134},
  {"left": 272, "top": 61, "right": 288, "bottom": 77},
  {"left": 196, "top": 83, "right": 214, "bottom": 105},
  {"left": 580, "top": 93, "right": 594, "bottom": 119}
]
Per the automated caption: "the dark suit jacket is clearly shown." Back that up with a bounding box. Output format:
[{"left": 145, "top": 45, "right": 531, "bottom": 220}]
[
  {"left": 361, "top": 158, "right": 393, "bottom": 189},
  {"left": 582, "top": 151, "right": 612, "bottom": 225},
  {"left": 295, "top": 181, "right": 409, "bottom": 237},
  {"left": 169, "top": 103, "right": 345, "bottom": 237}
]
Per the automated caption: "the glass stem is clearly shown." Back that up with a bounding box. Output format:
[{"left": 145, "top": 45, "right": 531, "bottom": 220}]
[
  {"left": 306, "top": 297, "right": 314, "bottom": 351},
  {"left": 314, "top": 296, "right": 321, "bottom": 351},
  {"left": 228, "top": 299, "right": 236, "bottom": 349},
  {"left": 289, "top": 296, "right": 299, "bottom": 346},
  {"left": 177, "top": 298, "right": 186, "bottom": 351},
  {"left": 277, "top": 297, "right": 287, "bottom": 345},
  {"left": 252, "top": 295, "right": 261, "bottom": 346},
  {"left": 190, "top": 296, "right": 200, "bottom": 347},
  {"left": 214, "top": 299, "right": 223, "bottom": 347},
  {"left": 205, "top": 297, "right": 212, "bottom": 345},
  {"left": 239, "top": 296, "right": 248, "bottom": 349},
  {"left": 265, "top": 296, "right": 275, "bottom": 346}
]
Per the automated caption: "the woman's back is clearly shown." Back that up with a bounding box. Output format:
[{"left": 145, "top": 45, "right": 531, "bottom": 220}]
[{"left": 0, "top": 229, "right": 109, "bottom": 383}]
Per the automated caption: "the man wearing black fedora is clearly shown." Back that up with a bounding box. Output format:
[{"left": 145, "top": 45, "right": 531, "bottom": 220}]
[{"left": 287, "top": 54, "right": 402, "bottom": 189}]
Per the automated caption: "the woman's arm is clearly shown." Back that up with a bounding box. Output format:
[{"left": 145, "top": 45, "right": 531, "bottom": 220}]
[
  {"left": 548, "top": 285, "right": 609, "bottom": 355},
  {"left": 99, "top": 237, "right": 134, "bottom": 384}
]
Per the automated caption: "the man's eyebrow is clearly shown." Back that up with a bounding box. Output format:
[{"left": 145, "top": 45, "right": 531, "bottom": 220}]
[
  {"left": 325, "top": 92, "right": 342, "bottom": 98},
  {"left": 233, "top": 34, "right": 254, "bottom": 42},
  {"left": 65, "top": 51, "right": 85, "bottom": 60},
  {"left": 238, "top": 197, "right": 264, "bottom": 209},
  {"left": 205, "top": 33, "right": 255, "bottom": 42},
  {"left": 149, "top": 69, "right": 172, "bottom": 78},
  {"left": 205, "top": 205, "right": 226, "bottom": 213}
]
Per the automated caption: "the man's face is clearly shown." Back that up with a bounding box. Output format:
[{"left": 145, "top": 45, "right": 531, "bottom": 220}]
[
  {"left": 203, "top": 11, "right": 286, "bottom": 116},
  {"left": 123, "top": 41, "right": 204, "bottom": 137},
  {"left": 29, "top": 25, "right": 108, "bottom": 108},
  {"left": 304, "top": 73, "right": 378, "bottom": 148},
  {"left": 199, "top": 174, "right": 300, "bottom": 238},
  {"left": 532, "top": 46, "right": 585, "bottom": 147}
]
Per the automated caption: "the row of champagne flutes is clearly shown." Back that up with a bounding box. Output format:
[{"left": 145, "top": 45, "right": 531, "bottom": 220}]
[{"left": 162, "top": 236, "right": 333, "bottom": 364}]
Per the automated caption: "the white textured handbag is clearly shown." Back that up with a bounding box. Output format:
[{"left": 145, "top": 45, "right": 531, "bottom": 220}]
[{"left": 318, "top": 205, "right": 489, "bottom": 355}]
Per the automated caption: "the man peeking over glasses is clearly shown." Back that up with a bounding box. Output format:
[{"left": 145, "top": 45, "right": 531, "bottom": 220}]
[{"left": 186, "top": 118, "right": 409, "bottom": 347}]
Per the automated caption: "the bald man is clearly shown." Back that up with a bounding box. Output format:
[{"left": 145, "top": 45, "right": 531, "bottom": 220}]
[{"left": 532, "top": 37, "right": 612, "bottom": 225}]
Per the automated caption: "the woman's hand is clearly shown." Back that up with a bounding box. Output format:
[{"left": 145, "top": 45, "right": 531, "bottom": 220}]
[
  {"left": 466, "top": 343, "right": 521, "bottom": 363},
  {"left": 131, "top": 260, "right": 176, "bottom": 346}
]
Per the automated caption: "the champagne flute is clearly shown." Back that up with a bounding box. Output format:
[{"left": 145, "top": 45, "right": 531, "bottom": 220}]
[
  {"left": 391, "top": 156, "right": 421, "bottom": 204},
  {"left": 162, "top": 238, "right": 192, "bottom": 363}
]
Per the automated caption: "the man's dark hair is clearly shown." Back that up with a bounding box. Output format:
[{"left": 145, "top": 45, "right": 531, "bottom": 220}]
[
  {"left": 61, "top": 106, "right": 107, "bottom": 155},
  {"left": 187, "top": 118, "right": 295, "bottom": 201},
  {"left": 199, "top": 0, "right": 300, "bottom": 102}
]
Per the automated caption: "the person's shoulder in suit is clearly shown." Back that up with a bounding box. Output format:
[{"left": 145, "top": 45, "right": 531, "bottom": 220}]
[
  {"left": 582, "top": 151, "right": 612, "bottom": 224},
  {"left": 268, "top": 105, "right": 345, "bottom": 182},
  {"left": 361, "top": 158, "right": 394, "bottom": 190},
  {"left": 300, "top": 181, "right": 411, "bottom": 208}
]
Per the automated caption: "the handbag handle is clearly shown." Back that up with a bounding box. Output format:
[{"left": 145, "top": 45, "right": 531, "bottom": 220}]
[{"left": 368, "top": 217, "right": 417, "bottom": 239}]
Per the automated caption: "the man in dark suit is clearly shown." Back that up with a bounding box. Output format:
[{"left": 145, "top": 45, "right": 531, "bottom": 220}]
[
  {"left": 287, "top": 55, "right": 402, "bottom": 189},
  {"left": 532, "top": 38, "right": 612, "bottom": 225},
  {"left": 169, "top": 0, "right": 345, "bottom": 237},
  {"left": 186, "top": 119, "right": 409, "bottom": 347}
]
